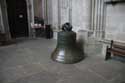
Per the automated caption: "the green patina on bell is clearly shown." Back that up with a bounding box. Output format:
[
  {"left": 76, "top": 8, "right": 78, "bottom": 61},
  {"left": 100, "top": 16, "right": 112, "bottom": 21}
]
[{"left": 51, "top": 23, "right": 84, "bottom": 64}]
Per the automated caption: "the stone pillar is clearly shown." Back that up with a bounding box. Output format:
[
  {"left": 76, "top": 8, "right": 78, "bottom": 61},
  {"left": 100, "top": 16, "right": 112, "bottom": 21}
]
[
  {"left": 26, "top": 0, "right": 34, "bottom": 37},
  {"left": 0, "top": 0, "right": 11, "bottom": 40},
  {"left": 60, "top": 0, "right": 71, "bottom": 25},
  {"left": 0, "top": 4, "right": 4, "bottom": 32},
  {"left": 52, "top": 0, "right": 72, "bottom": 39},
  {"left": 72, "top": 0, "right": 91, "bottom": 32},
  {"left": 90, "top": 0, "right": 105, "bottom": 39}
]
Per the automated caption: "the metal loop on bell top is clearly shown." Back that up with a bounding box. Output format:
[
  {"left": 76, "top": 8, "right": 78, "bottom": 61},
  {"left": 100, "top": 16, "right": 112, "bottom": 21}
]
[{"left": 62, "top": 22, "right": 72, "bottom": 31}]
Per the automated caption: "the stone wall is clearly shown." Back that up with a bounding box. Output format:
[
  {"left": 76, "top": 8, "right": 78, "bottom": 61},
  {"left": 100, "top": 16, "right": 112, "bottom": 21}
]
[
  {"left": 52, "top": 0, "right": 91, "bottom": 30},
  {"left": 105, "top": 3, "right": 125, "bottom": 42},
  {"left": 72, "top": 0, "right": 91, "bottom": 32},
  {"left": 102, "top": 2, "right": 125, "bottom": 57},
  {"left": 51, "top": 0, "right": 91, "bottom": 39}
]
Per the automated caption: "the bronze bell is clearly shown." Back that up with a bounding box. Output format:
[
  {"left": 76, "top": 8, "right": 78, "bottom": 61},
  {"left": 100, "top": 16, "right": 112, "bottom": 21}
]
[{"left": 51, "top": 23, "right": 84, "bottom": 64}]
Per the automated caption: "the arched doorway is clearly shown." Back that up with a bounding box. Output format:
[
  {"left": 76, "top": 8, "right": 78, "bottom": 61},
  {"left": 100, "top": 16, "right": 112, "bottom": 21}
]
[{"left": 6, "top": 0, "right": 29, "bottom": 38}]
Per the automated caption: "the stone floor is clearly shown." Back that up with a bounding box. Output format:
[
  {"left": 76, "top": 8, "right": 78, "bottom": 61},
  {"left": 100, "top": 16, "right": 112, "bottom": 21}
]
[{"left": 0, "top": 38, "right": 125, "bottom": 83}]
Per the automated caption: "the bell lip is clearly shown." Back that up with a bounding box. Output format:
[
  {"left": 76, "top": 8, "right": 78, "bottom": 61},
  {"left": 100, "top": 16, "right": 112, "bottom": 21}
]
[{"left": 51, "top": 55, "right": 85, "bottom": 64}]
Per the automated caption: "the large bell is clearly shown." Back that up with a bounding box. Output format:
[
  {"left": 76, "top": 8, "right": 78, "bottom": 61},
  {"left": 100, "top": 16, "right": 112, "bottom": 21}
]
[{"left": 51, "top": 23, "right": 84, "bottom": 64}]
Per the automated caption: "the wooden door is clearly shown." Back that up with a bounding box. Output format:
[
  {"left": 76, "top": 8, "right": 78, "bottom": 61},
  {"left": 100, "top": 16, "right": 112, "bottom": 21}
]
[{"left": 6, "top": 0, "right": 28, "bottom": 38}]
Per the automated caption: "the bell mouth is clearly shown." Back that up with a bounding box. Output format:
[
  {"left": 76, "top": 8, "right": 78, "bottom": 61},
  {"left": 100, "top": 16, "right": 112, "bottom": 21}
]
[
  {"left": 51, "top": 56, "right": 84, "bottom": 64},
  {"left": 51, "top": 48, "right": 84, "bottom": 64}
]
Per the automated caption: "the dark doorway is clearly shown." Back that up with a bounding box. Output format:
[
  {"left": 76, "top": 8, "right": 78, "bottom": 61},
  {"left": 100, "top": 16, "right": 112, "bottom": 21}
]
[{"left": 6, "top": 0, "right": 29, "bottom": 38}]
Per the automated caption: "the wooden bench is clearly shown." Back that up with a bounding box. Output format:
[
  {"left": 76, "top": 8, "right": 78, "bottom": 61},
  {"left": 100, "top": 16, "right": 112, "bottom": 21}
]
[{"left": 105, "top": 40, "right": 125, "bottom": 60}]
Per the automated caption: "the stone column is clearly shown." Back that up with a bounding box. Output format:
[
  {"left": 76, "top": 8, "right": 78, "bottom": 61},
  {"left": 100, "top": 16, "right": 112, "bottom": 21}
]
[
  {"left": 0, "top": 0, "right": 11, "bottom": 39},
  {"left": 60, "top": 0, "right": 71, "bottom": 25},
  {"left": 26, "top": 0, "right": 34, "bottom": 37},
  {"left": 90, "top": 0, "right": 105, "bottom": 39},
  {"left": 0, "top": 4, "right": 4, "bottom": 32},
  {"left": 52, "top": 0, "right": 72, "bottom": 39}
]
